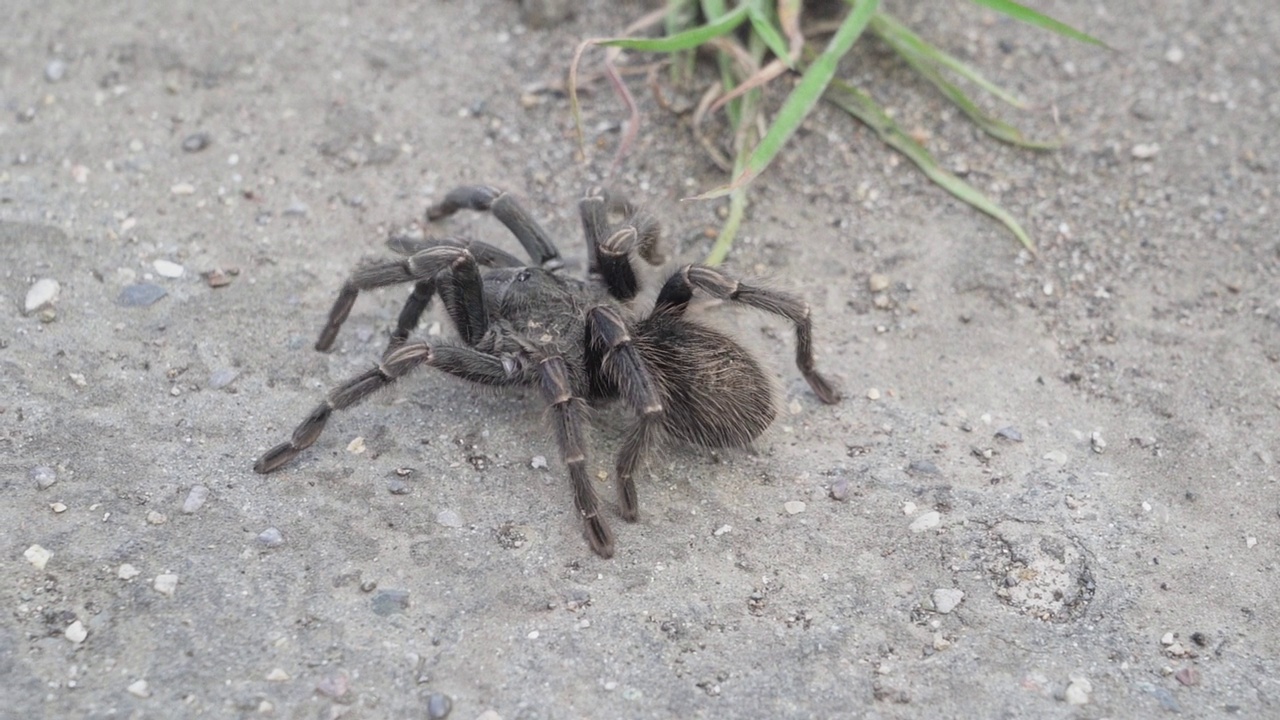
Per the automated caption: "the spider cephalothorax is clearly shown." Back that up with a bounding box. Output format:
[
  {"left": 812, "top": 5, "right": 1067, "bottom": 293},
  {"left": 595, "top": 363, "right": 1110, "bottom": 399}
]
[{"left": 254, "top": 186, "right": 840, "bottom": 557}]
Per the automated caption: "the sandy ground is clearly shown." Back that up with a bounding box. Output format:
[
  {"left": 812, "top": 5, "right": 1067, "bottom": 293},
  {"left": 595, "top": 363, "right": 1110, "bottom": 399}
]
[{"left": 3, "top": 0, "right": 1278, "bottom": 717}]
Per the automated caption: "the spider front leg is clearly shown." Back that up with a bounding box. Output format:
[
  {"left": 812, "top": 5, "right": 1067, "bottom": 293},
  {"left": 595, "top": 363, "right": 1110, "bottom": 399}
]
[
  {"left": 587, "top": 306, "right": 666, "bottom": 522},
  {"left": 537, "top": 355, "right": 614, "bottom": 557},
  {"left": 578, "top": 188, "right": 665, "bottom": 302},
  {"left": 254, "top": 342, "right": 515, "bottom": 473},
  {"left": 654, "top": 265, "right": 842, "bottom": 404},
  {"left": 427, "top": 185, "right": 563, "bottom": 269},
  {"left": 315, "top": 244, "right": 489, "bottom": 353}
]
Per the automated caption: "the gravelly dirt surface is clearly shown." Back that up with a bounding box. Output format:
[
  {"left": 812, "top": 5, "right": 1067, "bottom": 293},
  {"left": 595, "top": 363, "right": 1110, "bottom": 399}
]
[{"left": 2, "top": 1, "right": 1278, "bottom": 717}]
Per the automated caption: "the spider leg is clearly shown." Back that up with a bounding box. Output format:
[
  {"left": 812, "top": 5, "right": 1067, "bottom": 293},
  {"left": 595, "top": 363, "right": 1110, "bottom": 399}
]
[
  {"left": 537, "top": 355, "right": 614, "bottom": 557},
  {"left": 384, "top": 237, "right": 524, "bottom": 355},
  {"left": 315, "top": 245, "right": 489, "bottom": 352},
  {"left": 427, "top": 185, "right": 563, "bottom": 270},
  {"left": 653, "top": 264, "right": 842, "bottom": 404},
  {"left": 578, "top": 187, "right": 665, "bottom": 302},
  {"left": 254, "top": 341, "right": 516, "bottom": 474},
  {"left": 587, "top": 306, "right": 665, "bottom": 522}
]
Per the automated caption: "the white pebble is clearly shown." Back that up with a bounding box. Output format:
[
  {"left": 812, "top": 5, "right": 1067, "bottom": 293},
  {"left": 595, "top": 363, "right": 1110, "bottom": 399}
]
[
  {"left": 127, "top": 680, "right": 151, "bottom": 698},
  {"left": 266, "top": 668, "right": 290, "bottom": 682},
  {"left": 170, "top": 182, "right": 196, "bottom": 195},
  {"left": 24, "top": 544, "right": 52, "bottom": 569},
  {"left": 182, "top": 485, "right": 209, "bottom": 513},
  {"left": 868, "top": 273, "right": 890, "bottom": 292},
  {"left": 1065, "top": 676, "right": 1092, "bottom": 705},
  {"left": 527, "top": 630, "right": 540, "bottom": 639},
  {"left": 69, "top": 373, "right": 87, "bottom": 387},
  {"left": 530, "top": 455, "right": 548, "bottom": 469},
  {"left": 866, "top": 388, "right": 881, "bottom": 400},
  {"left": 152, "top": 259, "right": 185, "bottom": 278},
  {"left": 1142, "top": 501, "right": 1152, "bottom": 512},
  {"left": 118, "top": 563, "right": 141, "bottom": 580},
  {"left": 347, "top": 436, "right": 366, "bottom": 454},
  {"left": 1090, "top": 431, "right": 1107, "bottom": 453},
  {"left": 1165, "top": 46, "right": 1184, "bottom": 64},
  {"left": 258, "top": 527, "right": 284, "bottom": 547},
  {"left": 153, "top": 573, "right": 179, "bottom": 596},
  {"left": 932, "top": 588, "right": 965, "bottom": 614},
  {"left": 1247, "top": 536, "right": 1257, "bottom": 548},
  {"left": 909, "top": 511, "right": 941, "bottom": 533},
  {"left": 1131, "top": 143, "right": 1160, "bottom": 160},
  {"left": 436, "top": 509, "right": 463, "bottom": 528},
  {"left": 713, "top": 524, "right": 733, "bottom": 536},
  {"left": 1043, "top": 450, "right": 1068, "bottom": 464},
  {"left": 24, "top": 278, "right": 60, "bottom": 313},
  {"left": 902, "top": 501, "right": 917, "bottom": 515},
  {"left": 1160, "top": 632, "right": 1175, "bottom": 646},
  {"left": 50, "top": 502, "right": 67, "bottom": 513},
  {"left": 65, "top": 620, "right": 88, "bottom": 643},
  {"left": 784, "top": 501, "right": 807, "bottom": 515}
]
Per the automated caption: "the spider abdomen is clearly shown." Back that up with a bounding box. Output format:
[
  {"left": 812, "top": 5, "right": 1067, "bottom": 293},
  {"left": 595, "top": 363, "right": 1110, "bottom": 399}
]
[{"left": 635, "top": 316, "right": 776, "bottom": 448}]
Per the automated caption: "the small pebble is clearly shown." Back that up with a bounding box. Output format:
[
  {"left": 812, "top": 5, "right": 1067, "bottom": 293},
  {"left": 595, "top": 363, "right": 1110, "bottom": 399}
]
[
  {"left": 475, "top": 711, "right": 504, "bottom": 720},
  {"left": 1090, "top": 431, "right": 1106, "bottom": 453},
  {"left": 387, "top": 479, "right": 410, "bottom": 495},
  {"left": 784, "top": 500, "right": 806, "bottom": 515},
  {"left": 69, "top": 373, "right": 87, "bottom": 387},
  {"left": 24, "top": 544, "right": 52, "bottom": 569},
  {"left": 65, "top": 620, "right": 88, "bottom": 643},
  {"left": 1247, "top": 536, "right": 1257, "bottom": 548},
  {"left": 45, "top": 59, "right": 67, "bottom": 82},
  {"left": 203, "top": 268, "right": 234, "bottom": 288},
  {"left": 24, "top": 278, "right": 60, "bottom": 314},
  {"left": 994, "top": 426, "right": 1023, "bottom": 442},
  {"left": 426, "top": 692, "right": 453, "bottom": 719},
  {"left": 182, "top": 485, "right": 209, "bottom": 513},
  {"left": 182, "top": 133, "right": 211, "bottom": 153},
  {"left": 347, "top": 436, "right": 366, "bottom": 454},
  {"left": 315, "top": 673, "right": 348, "bottom": 698},
  {"left": 258, "top": 527, "right": 284, "bottom": 547},
  {"left": 829, "top": 478, "right": 851, "bottom": 501},
  {"left": 1043, "top": 450, "right": 1068, "bottom": 464},
  {"left": 283, "top": 200, "right": 310, "bottom": 217},
  {"left": 118, "top": 563, "right": 140, "bottom": 580},
  {"left": 932, "top": 588, "right": 964, "bottom": 614},
  {"left": 170, "top": 182, "right": 196, "bottom": 195},
  {"left": 153, "top": 573, "right": 178, "bottom": 596},
  {"left": 1160, "top": 632, "right": 1175, "bottom": 646},
  {"left": 30, "top": 465, "right": 58, "bottom": 490},
  {"left": 266, "top": 668, "right": 290, "bottom": 682},
  {"left": 713, "top": 524, "right": 733, "bottom": 536},
  {"left": 527, "top": 630, "right": 540, "bottom": 640},
  {"left": 1131, "top": 143, "right": 1160, "bottom": 160},
  {"left": 127, "top": 680, "right": 151, "bottom": 698},
  {"left": 117, "top": 283, "right": 167, "bottom": 307},
  {"left": 909, "top": 511, "right": 940, "bottom": 532},
  {"left": 530, "top": 455, "right": 548, "bottom": 469},
  {"left": 1165, "top": 46, "right": 1184, "bottom": 64},
  {"left": 146, "top": 510, "right": 167, "bottom": 525},
  {"left": 50, "top": 502, "right": 67, "bottom": 513},
  {"left": 902, "top": 501, "right": 918, "bottom": 515},
  {"left": 868, "top": 274, "right": 890, "bottom": 292},
  {"left": 907, "top": 459, "right": 940, "bottom": 475},
  {"left": 360, "top": 579, "right": 377, "bottom": 592},
  {"left": 152, "top": 259, "right": 184, "bottom": 278},
  {"left": 866, "top": 388, "right": 881, "bottom": 401},
  {"left": 208, "top": 368, "right": 239, "bottom": 390},
  {"left": 371, "top": 589, "right": 410, "bottom": 616},
  {"left": 1174, "top": 667, "right": 1201, "bottom": 686},
  {"left": 436, "top": 510, "right": 463, "bottom": 528},
  {"left": 1065, "top": 676, "right": 1092, "bottom": 705}
]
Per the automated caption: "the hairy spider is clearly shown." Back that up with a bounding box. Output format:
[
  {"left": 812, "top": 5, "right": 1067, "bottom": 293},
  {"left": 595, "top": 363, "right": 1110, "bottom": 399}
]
[{"left": 254, "top": 185, "right": 841, "bottom": 557}]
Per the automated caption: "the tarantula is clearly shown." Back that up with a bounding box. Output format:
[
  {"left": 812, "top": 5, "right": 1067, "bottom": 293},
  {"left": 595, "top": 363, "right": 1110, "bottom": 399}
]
[{"left": 254, "top": 185, "right": 840, "bottom": 557}]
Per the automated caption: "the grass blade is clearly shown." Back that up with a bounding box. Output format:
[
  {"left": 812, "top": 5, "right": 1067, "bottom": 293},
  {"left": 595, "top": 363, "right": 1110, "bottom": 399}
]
[
  {"left": 600, "top": 3, "right": 748, "bottom": 52},
  {"left": 823, "top": 77, "right": 1036, "bottom": 253},
  {"left": 693, "top": 0, "right": 881, "bottom": 199},
  {"left": 870, "top": 12, "right": 1025, "bottom": 108},
  {"left": 879, "top": 30, "right": 1059, "bottom": 149},
  {"left": 967, "top": 0, "right": 1108, "bottom": 47},
  {"left": 747, "top": 2, "right": 794, "bottom": 69}
]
